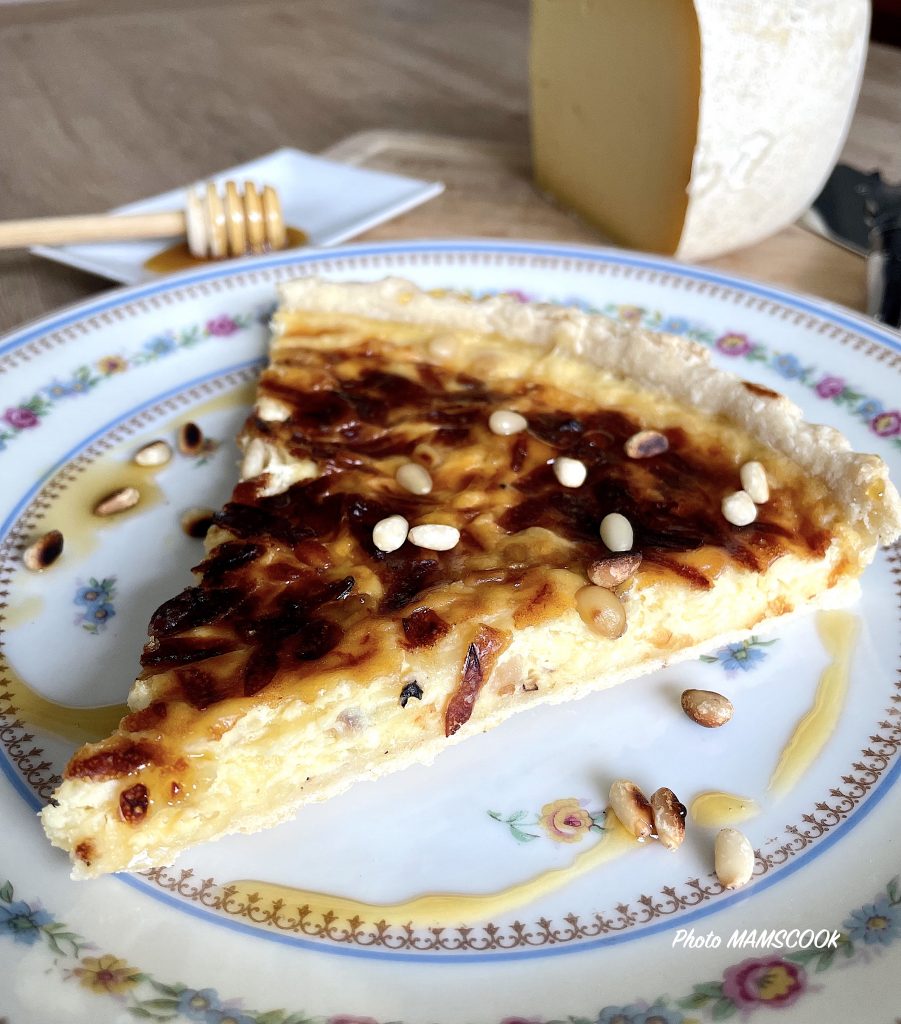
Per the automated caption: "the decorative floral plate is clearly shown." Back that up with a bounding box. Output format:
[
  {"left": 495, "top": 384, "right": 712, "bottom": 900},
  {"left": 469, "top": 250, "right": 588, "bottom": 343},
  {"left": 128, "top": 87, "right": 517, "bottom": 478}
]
[{"left": 1, "top": 241, "right": 899, "bottom": 1024}]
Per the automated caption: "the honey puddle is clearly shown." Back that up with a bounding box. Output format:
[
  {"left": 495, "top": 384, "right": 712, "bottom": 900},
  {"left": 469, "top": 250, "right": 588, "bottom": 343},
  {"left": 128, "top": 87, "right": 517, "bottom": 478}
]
[
  {"left": 227, "top": 813, "right": 638, "bottom": 929},
  {"left": 1, "top": 463, "right": 161, "bottom": 741},
  {"left": 179, "top": 379, "right": 257, "bottom": 420},
  {"left": 144, "top": 227, "right": 308, "bottom": 275},
  {"left": 32, "top": 461, "right": 166, "bottom": 563},
  {"left": 690, "top": 792, "right": 760, "bottom": 827},
  {"left": 2, "top": 595, "right": 44, "bottom": 630},
  {"left": 2, "top": 660, "right": 125, "bottom": 744},
  {"left": 768, "top": 610, "right": 859, "bottom": 798},
  {"left": 2, "top": 384, "right": 257, "bottom": 743}
]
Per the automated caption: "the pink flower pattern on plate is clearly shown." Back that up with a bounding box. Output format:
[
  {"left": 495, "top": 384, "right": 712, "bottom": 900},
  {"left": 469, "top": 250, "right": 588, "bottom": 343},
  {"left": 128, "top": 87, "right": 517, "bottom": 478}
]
[
  {"left": 206, "top": 314, "right": 240, "bottom": 337},
  {"left": 720, "top": 956, "right": 807, "bottom": 1010},
  {"left": 715, "top": 332, "right": 753, "bottom": 357},
  {"left": 871, "top": 410, "right": 901, "bottom": 437},
  {"left": 2, "top": 407, "right": 38, "bottom": 429},
  {"left": 815, "top": 375, "right": 845, "bottom": 398}
]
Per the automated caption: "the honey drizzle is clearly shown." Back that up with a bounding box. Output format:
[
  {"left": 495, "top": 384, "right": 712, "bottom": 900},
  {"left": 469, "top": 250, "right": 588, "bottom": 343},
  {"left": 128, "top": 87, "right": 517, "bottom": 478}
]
[
  {"left": 226, "top": 812, "right": 637, "bottom": 929},
  {"left": 768, "top": 610, "right": 859, "bottom": 797},
  {"left": 690, "top": 792, "right": 760, "bottom": 827},
  {"left": 25, "top": 461, "right": 166, "bottom": 563}
]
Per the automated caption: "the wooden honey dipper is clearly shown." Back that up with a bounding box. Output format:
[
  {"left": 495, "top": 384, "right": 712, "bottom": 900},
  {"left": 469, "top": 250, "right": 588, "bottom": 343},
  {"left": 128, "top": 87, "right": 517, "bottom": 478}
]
[{"left": 0, "top": 181, "right": 286, "bottom": 258}]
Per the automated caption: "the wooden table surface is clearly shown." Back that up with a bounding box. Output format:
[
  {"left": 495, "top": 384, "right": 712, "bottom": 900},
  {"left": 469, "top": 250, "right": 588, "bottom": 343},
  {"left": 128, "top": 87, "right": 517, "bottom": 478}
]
[{"left": 1, "top": 0, "right": 900, "bottom": 335}]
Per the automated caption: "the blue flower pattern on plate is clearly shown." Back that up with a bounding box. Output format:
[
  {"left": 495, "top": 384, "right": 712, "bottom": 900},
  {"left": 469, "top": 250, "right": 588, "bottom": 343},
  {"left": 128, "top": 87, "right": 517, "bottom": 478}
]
[
  {"left": 700, "top": 636, "right": 776, "bottom": 673},
  {"left": 844, "top": 894, "right": 900, "bottom": 947},
  {"left": 857, "top": 398, "right": 885, "bottom": 419},
  {"left": 0, "top": 898, "right": 53, "bottom": 946},
  {"left": 772, "top": 353, "right": 806, "bottom": 379},
  {"left": 176, "top": 987, "right": 222, "bottom": 1019},
  {"left": 74, "top": 577, "right": 117, "bottom": 635},
  {"left": 143, "top": 332, "right": 178, "bottom": 357}
]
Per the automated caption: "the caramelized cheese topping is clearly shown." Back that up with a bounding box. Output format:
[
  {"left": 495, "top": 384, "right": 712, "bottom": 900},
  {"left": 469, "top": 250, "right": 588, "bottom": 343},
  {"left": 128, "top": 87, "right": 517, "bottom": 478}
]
[{"left": 65, "top": 319, "right": 838, "bottom": 783}]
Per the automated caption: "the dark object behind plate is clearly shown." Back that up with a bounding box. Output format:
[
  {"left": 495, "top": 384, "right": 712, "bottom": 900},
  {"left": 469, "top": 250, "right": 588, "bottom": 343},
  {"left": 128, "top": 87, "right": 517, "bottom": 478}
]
[{"left": 809, "top": 165, "right": 901, "bottom": 328}]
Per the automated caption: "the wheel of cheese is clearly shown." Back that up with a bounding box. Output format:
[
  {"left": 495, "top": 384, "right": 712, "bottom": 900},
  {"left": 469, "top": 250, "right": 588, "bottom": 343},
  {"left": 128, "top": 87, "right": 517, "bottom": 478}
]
[{"left": 530, "top": 0, "right": 870, "bottom": 261}]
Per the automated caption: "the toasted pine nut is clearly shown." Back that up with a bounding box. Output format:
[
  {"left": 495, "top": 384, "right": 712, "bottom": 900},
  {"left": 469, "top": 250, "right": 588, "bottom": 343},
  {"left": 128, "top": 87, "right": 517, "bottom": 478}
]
[
  {"left": 241, "top": 438, "right": 268, "bottom": 479},
  {"left": 395, "top": 462, "right": 433, "bottom": 495},
  {"left": 575, "top": 585, "right": 626, "bottom": 639},
  {"left": 650, "top": 787, "right": 687, "bottom": 851},
  {"left": 587, "top": 552, "right": 643, "bottom": 589},
  {"left": 624, "top": 430, "right": 669, "bottom": 459},
  {"left": 177, "top": 421, "right": 204, "bottom": 456},
  {"left": 740, "top": 461, "right": 769, "bottom": 504},
  {"left": 722, "top": 490, "right": 757, "bottom": 526},
  {"left": 408, "top": 524, "right": 460, "bottom": 551},
  {"left": 372, "top": 515, "right": 409, "bottom": 553},
  {"left": 93, "top": 487, "right": 140, "bottom": 517},
  {"left": 600, "top": 512, "right": 633, "bottom": 552},
  {"left": 181, "top": 507, "right": 215, "bottom": 539},
  {"left": 132, "top": 440, "right": 172, "bottom": 467},
  {"left": 23, "top": 530, "right": 64, "bottom": 572},
  {"left": 609, "top": 779, "right": 654, "bottom": 840},
  {"left": 681, "top": 688, "right": 734, "bottom": 728},
  {"left": 489, "top": 409, "right": 528, "bottom": 436},
  {"left": 715, "top": 827, "right": 755, "bottom": 889},
  {"left": 553, "top": 456, "right": 587, "bottom": 488},
  {"left": 255, "top": 396, "right": 292, "bottom": 422}
]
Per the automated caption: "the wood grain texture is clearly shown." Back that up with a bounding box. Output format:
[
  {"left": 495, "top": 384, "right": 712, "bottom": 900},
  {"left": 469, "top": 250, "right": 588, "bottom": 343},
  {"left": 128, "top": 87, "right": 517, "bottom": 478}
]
[{"left": 0, "top": 0, "right": 897, "bottom": 332}]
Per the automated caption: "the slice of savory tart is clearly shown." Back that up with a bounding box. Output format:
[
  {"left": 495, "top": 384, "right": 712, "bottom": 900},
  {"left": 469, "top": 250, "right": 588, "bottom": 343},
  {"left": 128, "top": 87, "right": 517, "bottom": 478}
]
[{"left": 41, "top": 277, "right": 901, "bottom": 877}]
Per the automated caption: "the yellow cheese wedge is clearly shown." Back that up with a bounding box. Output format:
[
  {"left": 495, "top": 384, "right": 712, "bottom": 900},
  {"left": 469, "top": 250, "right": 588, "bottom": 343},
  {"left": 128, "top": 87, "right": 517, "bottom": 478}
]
[{"left": 530, "top": 0, "right": 869, "bottom": 260}]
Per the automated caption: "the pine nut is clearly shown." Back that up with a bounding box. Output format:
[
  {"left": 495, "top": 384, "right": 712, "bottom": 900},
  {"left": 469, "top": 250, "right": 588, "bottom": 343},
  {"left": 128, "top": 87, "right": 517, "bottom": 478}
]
[
  {"left": 740, "top": 461, "right": 769, "bottom": 504},
  {"left": 575, "top": 585, "right": 626, "bottom": 639},
  {"left": 395, "top": 462, "right": 433, "bottom": 495},
  {"left": 587, "top": 552, "right": 642, "bottom": 589},
  {"left": 600, "top": 512, "right": 633, "bottom": 552},
  {"left": 132, "top": 440, "right": 172, "bottom": 467},
  {"left": 372, "top": 515, "right": 409, "bottom": 553},
  {"left": 722, "top": 490, "right": 757, "bottom": 526},
  {"left": 681, "top": 688, "right": 734, "bottom": 728},
  {"left": 609, "top": 779, "right": 654, "bottom": 840},
  {"left": 650, "top": 787, "right": 687, "bottom": 851},
  {"left": 489, "top": 409, "right": 528, "bottom": 436},
  {"left": 23, "top": 530, "right": 64, "bottom": 572},
  {"left": 177, "top": 421, "right": 204, "bottom": 456},
  {"left": 624, "top": 430, "right": 669, "bottom": 459},
  {"left": 255, "top": 396, "right": 292, "bottom": 422},
  {"left": 181, "top": 507, "right": 215, "bottom": 539},
  {"left": 715, "top": 827, "right": 755, "bottom": 889},
  {"left": 407, "top": 523, "right": 460, "bottom": 551},
  {"left": 241, "top": 438, "right": 268, "bottom": 479},
  {"left": 93, "top": 487, "right": 140, "bottom": 517},
  {"left": 553, "top": 456, "right": 587, "bottom": 488}
]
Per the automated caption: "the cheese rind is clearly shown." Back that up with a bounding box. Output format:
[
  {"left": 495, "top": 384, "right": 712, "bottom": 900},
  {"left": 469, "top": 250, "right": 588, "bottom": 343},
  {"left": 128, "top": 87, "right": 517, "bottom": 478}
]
[{"left": 530, "top": 0, "right": 870, "bottom": 260}]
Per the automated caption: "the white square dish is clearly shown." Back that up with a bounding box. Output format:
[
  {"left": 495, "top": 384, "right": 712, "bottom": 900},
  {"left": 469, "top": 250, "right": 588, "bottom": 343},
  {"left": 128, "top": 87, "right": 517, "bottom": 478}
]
[{"left": 31, "top": 146, "right": 443, "bottom": 284}]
